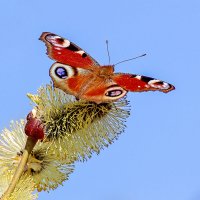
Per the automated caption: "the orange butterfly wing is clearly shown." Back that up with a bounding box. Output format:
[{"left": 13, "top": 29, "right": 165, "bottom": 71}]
[
  {"left": 112, "top": 73, "right": 175, "bottom": 93},
  {"left": 41, "top": 32, "right": 175, "bottom": 103},
  {"left": 40, "top": 32, "right": 99, "bottom": 69}
]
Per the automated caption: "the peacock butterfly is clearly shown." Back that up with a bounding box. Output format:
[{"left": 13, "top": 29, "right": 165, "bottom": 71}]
[{"left": 40, "top": 32, "right": 175, "bottom": 104}]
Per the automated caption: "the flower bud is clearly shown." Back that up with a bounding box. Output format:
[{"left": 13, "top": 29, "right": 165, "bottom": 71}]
[{"left": 25, "top": 109, "right": 44, "bottom": 140}]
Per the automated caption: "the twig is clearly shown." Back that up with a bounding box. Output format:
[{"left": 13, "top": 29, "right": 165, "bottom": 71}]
[{"left": 1, "top": 137, "right": 37, "bottom": 200}]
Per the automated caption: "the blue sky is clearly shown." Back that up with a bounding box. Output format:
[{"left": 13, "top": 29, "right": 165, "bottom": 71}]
[{"left": 0, "top": 0, "right": 200, "bottom": 200}]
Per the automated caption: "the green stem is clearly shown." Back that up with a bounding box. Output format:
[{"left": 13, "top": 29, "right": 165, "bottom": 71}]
[{"left": 1, "top": 137, "right": 37, "bottom": 200}]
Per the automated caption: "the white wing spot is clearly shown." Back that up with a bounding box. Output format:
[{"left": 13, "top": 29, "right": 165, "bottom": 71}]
[
  {"left": 76, "top": 50, "right": 85, "bottom": 55},
  {"left": 162, "top": 82, "right": 170, "bottom": 89},
  {"left": 135, "top": 75, "right": 141, "bottom": 80},
  {"left": 148, "top": 79, "right": 159, "bottom": 84}
]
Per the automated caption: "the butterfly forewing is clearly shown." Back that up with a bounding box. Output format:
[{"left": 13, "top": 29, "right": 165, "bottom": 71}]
[
  {"left": 112, "top": 73, "right": 175, "bottom": 93},
  {"left": 40, "top": 32, "right": 99, "bottom": 69}
]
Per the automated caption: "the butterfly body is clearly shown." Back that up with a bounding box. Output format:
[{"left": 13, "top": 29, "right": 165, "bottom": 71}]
[{"left": 40, "top": 32, "right": 175, "bottom": 103}]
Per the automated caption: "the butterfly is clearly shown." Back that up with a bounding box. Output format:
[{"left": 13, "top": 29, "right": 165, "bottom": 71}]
[{"left": 40, "top": 32, "right": 175, "bottom": 104}]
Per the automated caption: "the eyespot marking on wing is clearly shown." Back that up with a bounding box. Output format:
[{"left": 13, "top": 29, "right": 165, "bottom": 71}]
[
  {"left": 106, "top": 90, "right": 123, "bottom": 97},
  {"left": 148, "top": 80, "right": 171, "bottom": 90},
  {"left": 45, "top": 34, "right": 88, "bottom": 58},
  {"left": 55, "top": 67, "right": 68, "bottom": 79},
  {"left": 104, "top": 85, "right": 127, "bottom": 100},
  {"left": 139, "top": 76, "right": 173, "bottom": 91},
  {"left": 45, "top": 34, "right": 71, "bottom": 48},
  {"left": 50, "top": 63, "right": 75, "bottom": 81}
]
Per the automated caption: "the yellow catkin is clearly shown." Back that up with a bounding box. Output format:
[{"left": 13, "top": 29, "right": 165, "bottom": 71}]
[{"left": 28, "top": 84, "right": 130, "bottom": 160}]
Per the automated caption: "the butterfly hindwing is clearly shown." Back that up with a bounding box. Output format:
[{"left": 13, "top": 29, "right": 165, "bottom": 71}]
[
  {"left": 112, "top": 73, "right": 175, "bottom": 93},
  {"left": 40, "top": 32, "right": 99, "bottom": 69},
  {"left": 49, "top": 63, "right": 127, "bottom": 103}
]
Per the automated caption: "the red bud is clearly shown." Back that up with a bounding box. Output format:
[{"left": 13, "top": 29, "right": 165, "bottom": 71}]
[{"left": 25, "top": 110, "right": 44, "bottom": 140}]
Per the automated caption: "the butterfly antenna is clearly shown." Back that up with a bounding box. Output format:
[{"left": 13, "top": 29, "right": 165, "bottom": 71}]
[
  {"left": 114, "top": 53, "right": 146, "bottom": 66},
  {"left": 106, "top": 40, "right": 111, "bottom": 64}
]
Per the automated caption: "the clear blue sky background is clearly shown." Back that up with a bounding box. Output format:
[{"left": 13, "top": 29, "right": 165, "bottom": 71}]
[{"left": 0, "top": 0, "right": 200, "bottom": 200}]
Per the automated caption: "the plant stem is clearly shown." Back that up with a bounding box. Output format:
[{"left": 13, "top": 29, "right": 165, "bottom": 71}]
[{"left": 1, "top": 137, "right": 37, "bottom": 200}]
